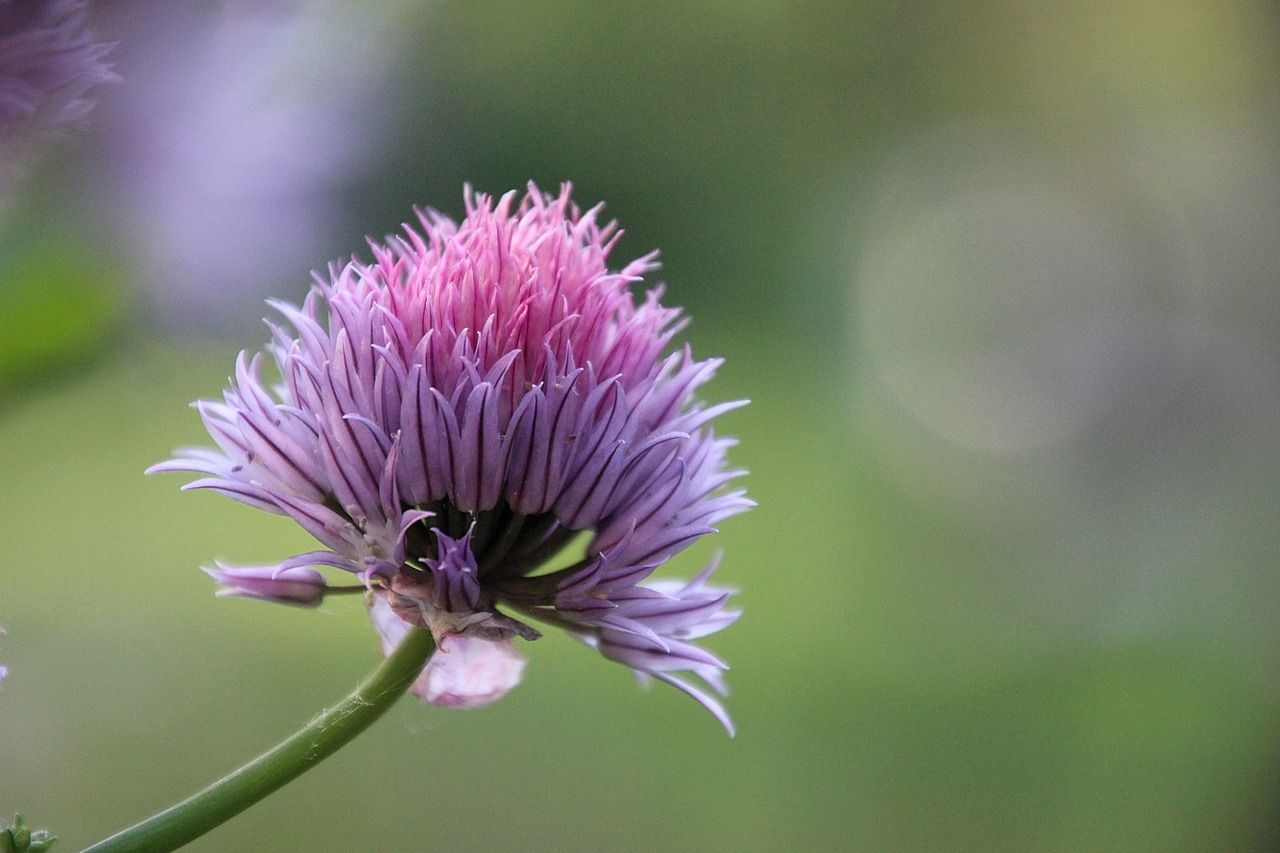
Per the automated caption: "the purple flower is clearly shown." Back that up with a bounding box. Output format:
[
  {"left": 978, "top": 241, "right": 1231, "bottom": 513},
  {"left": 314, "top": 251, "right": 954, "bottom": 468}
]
[
  {"left": 152, "top": 184, "right": 751, "bottom": 733},
  {"left": 0, "top": 0, "right": 114, "bottom": 146}
]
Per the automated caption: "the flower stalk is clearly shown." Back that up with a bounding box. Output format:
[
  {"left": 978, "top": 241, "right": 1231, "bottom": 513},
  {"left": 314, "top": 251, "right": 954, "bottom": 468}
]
[{"left": 84, "top": 627, "right": 436, "bottom": 853}]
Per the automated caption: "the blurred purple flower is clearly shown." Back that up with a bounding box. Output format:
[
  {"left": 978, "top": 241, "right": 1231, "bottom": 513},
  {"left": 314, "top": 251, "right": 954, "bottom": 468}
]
[
  {"left": 0, "top": 0, "right": 113, "bottom": 186},
  {"left": 0, "top": 0, "right": 113, "bottom": 139},
  {"left": 93, "top": 2, "right": 403, "bottom": 334},
  {"left": 152, "top": 185, "right": 751, "bottom": 732}
]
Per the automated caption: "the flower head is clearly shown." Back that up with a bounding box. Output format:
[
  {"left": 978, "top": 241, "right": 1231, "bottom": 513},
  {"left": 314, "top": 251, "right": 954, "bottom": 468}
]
[
  {"left": 152, "top": 184, "right": 751, "bottom": 732},
  {"left": 0, "top": 0, "right": 114, "bottom": 146}
]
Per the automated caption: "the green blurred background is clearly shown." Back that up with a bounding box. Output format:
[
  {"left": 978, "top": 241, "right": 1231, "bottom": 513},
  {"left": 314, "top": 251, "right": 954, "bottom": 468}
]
[{"left": 4, "top": 1, "right": 1280, "bottom": 849}]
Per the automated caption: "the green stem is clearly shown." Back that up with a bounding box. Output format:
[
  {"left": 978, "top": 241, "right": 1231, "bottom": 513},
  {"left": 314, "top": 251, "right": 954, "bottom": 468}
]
[{"left": 84, "top": 627, "right": 436, "bottom": 853}]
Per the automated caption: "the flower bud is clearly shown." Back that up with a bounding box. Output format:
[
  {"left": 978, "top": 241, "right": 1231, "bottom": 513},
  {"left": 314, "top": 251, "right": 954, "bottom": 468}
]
[
  {"left": 1, "top": 815, "right": 55, "bottom": 853},
  {"left": 203, "top": 564, "right": 327, "bottom": 607}
]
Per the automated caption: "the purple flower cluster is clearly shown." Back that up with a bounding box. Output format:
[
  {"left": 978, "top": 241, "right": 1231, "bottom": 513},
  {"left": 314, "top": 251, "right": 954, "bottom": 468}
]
[
  {"left": 0, "top": 0, "right": 114, "bottom": 144},
  {"left": 153, "top": 185, "right": 751, "bottom": 732}
]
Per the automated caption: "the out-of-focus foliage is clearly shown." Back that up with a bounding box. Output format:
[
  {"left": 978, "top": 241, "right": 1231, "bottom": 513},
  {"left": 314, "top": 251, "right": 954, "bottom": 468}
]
[
  {"left": 0, "top": 190, "right": 123, "bottom": 397},
  {"left": 3, "top": 1, "right": 1280, "bottom": 850}
]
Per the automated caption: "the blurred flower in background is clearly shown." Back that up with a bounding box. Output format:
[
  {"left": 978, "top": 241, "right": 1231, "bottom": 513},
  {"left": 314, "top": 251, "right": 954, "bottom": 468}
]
[
  {"left": 0, "top": 1, "right": 116, "bottom": 399},
  {"left": 0, "top": 0, "right": 114, "bottom": 190},
  {"left": 87, "top": 0, "right": 413, "bottom": 335}
]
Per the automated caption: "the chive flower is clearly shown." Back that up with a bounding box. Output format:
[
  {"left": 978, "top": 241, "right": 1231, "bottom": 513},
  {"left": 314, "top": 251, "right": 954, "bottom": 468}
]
[{"left": 151, "top": 185, "right": 751, "bottom": 733}]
